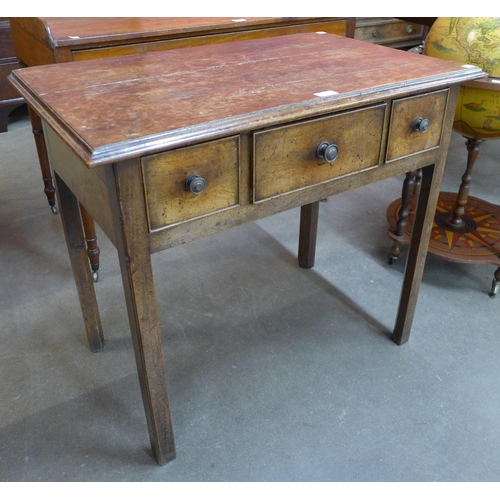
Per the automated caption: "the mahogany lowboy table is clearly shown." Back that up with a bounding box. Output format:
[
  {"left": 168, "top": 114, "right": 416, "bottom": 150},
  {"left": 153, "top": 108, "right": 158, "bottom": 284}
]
[{"left": 9, "top": 33, "right": 484, "bottom": 465}]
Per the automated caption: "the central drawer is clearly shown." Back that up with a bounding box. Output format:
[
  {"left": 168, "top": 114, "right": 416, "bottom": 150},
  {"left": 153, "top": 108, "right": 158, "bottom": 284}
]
[{"left": 252, "top": 104, "right": 386, "bottom": 202}]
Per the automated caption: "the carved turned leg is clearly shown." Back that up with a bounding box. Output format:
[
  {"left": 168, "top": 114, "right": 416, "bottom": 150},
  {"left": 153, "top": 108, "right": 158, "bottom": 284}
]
[
  {"left": 435, "top": 137, "right": 482, "bottom": 229},
  {"left": 80, "top": 204, "right": 101, "bottom": 282},
  {"left": 388, "top": 170, "right": 418, "bottom": 264},
  {"left": 453, "top": 138, "right": 481, "bottom": 224},
  {"left": 298, "top": 201, "right": 320, "bottom": 269},
  {"left": 30, "top": 106, "right": 101, "bottom": 278},
  {"left": 28, "top": 105, "right": 58, "bottom": 213},
  {"left": 412, "top": 168, "right": 423, "bottom": 197},
  {"left": 53, "top": 173, "right": 105, "bottom": 352}
]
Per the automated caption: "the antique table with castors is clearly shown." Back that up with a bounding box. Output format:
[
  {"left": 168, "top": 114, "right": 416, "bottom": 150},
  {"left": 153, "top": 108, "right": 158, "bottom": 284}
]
[
  {"left": 9, "top": 16, "right": 355, "bottom": 281},
  {"left": 9, "top": 33, "right": 484, "bottom": 465}
]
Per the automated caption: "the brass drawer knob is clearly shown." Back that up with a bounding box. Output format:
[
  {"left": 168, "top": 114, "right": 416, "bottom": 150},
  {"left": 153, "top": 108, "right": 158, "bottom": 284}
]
[
  {"left": 372, "top": 29, "right": 379, "bottom": 38},
  {"left": 317, "top": 141, "right": 339, "bottom": 163},
  {"left": 413, "top": 117, "right": 430, "bottom": 133},
  {"left": 185, "top": 174, "right": 206, "bottom": 194},
  {"left": 406, "top": 24, "right": 413, "bottom": 34}
]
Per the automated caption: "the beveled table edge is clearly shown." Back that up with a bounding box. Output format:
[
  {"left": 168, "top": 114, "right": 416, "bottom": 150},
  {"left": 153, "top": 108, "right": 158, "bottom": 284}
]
[{"left": 9, "top": 66, "right": 486, "bottom": 168}]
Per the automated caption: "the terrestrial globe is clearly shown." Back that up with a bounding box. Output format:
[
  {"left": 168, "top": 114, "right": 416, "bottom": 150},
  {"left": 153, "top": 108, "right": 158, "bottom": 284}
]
[{"left": 423, "top": 17, "right": 500, "bottom": 139}]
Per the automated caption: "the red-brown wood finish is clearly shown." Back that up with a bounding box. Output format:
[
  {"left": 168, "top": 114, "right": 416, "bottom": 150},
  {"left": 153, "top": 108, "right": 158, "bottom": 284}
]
[{"left": 9, "top": 33, "right": 485, "bottom": 465}]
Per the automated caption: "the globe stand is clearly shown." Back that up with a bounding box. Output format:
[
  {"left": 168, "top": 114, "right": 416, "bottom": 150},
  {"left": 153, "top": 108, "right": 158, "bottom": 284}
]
[{"left": 387, "top": 136, "right": 500, "bottom": 296}]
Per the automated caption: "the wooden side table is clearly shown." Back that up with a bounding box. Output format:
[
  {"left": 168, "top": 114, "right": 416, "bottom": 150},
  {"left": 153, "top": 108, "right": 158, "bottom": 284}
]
[
  {"left": 9, "top": 16, "right": 354, "bottom": 281},
  {"left": 9, "top": 33, "right": 484, "bottom": 465}
]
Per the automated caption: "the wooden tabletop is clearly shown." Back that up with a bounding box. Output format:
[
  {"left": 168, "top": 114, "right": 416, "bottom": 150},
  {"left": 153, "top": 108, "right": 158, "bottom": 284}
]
[
  {"left": 13, "top": 17, "right": 342, "bottom": 47},
  {"left": 9, "top": 33, "right": 485, "bottom": 166}
]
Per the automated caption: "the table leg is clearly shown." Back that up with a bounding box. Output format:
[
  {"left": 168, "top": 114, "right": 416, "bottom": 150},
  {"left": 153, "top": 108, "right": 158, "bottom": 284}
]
[
  {"left": 111, "top": 160, "right": 175, "bottom": 465},
  {"left": 53, "top": 172, "right": 105, "bottom": 352},
  {"left": 29, "top": 105, "right": 58, "bottom": 214},
  {"left": 388, "top": 170, "right": 418, "bottom": 264},
  {"left": 80, "top": 204, "right": 101, "bottom": 282},
  {"left": 30, "top": 106, "right": 101, "bottom": 277},
  {"left": 392, "top": 163, "right": 444, "bottom": 345},
  {"left": 298, "top": 201, "right": 320, "bottom": 269}
]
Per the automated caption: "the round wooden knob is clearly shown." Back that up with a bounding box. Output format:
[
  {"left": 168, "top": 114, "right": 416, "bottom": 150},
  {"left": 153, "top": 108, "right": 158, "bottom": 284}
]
[
  {"left": 185, "top": 174, "right": 206, "bottom": 194},
  {"left": 413, "top": 117, "right": 430, "bottom": 133},
  {"left": 316, "top": 141, "right": 339, "bottom": 163}
]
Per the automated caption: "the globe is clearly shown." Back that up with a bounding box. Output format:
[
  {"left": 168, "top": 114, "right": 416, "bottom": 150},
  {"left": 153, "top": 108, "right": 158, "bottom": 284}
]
[{"left": 423, "top": 17, "right": 500, "bottom": 139}]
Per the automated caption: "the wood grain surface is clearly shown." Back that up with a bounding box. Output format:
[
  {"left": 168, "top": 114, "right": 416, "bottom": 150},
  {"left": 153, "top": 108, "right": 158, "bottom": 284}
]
[{"left": 9, "top": 33, "right": 485, "bottom": 167}]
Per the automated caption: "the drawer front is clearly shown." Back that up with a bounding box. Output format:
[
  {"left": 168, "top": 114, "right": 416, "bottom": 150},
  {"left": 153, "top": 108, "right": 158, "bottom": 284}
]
[
  {"left": 253, "top": 104, "right": 386, "bottom": 202},
  {"left": 72, "top": 20, "right": 347, "bottom": 61},
  {"left": 355, "top": 18, "right": 426, "bottom": 46},
  {"left": 386, "top": 89, "right": 449, "bottom": 162},
  {"left": 142, "top": 136, "right": 239, "bottom": 230}
]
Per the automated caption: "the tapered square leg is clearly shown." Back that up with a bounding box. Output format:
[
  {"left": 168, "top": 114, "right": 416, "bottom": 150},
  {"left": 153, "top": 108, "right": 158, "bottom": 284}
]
[
  {"left": 299, "top": 201, "right": 320, "bottom": 269},
  {"left": 392, "top": 163, "right": 443, "bottom": 345},
  {"left": 54, "top": 173, "right": 104, "bottom": 352},
  {"left": 110, "top": 160, "right": 175, "bottom": 465}
]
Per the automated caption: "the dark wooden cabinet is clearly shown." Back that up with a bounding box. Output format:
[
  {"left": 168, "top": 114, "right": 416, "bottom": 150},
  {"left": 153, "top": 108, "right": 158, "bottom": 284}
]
[{"left": 0, "top": 18, "right": 24, "bottom": 132}]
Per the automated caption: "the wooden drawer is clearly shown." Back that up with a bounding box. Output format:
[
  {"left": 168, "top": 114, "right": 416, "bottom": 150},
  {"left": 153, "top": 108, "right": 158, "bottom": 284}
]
[
  {"left": 252, "top": 104, "right": 386, "bottom": 202},
  {"left": 386, "top": 89, "right": 449, "bottom": 162},
  {"left": 355, "top": 18, "right": 426, "bottom": 48},
  {"left": 141, "top": 136, "right": 239, "bottom": 230},
  {"left": 72, "top": 20, "right": 347, "bottom": 61}
]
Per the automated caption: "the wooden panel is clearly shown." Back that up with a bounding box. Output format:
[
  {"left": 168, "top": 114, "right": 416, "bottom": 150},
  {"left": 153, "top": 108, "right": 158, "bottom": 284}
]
[
  {"left": 72, "top": 20, "right": 347, "bottom": 61},
  {"left": 142, "top": 136, "right": 239, "bottom": 230},
  {"left": 253, "top": 104, "right": 386, "bottom": 202},
  {"left": 0, "top": 61, "right": 21, "bottom": 101},
  {"left": 0, "top": 18, "right": 23, "bottom": 130},
  {"left": 386, "top": 89, "right": 449, "bottom": 162},
  {"left": 43, "top": 123, "right": 117, "bottom": 245}
]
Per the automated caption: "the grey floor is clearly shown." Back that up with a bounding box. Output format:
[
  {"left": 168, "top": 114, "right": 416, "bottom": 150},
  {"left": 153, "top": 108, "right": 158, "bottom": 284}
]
[{"left": 1, "top": 105, "right": 500, "bottom": 482}]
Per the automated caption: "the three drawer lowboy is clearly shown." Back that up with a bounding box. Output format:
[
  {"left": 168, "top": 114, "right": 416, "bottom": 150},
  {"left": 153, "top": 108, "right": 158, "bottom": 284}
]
[{"left": 9, "top": 33, "right": 485, "bottom": 465}]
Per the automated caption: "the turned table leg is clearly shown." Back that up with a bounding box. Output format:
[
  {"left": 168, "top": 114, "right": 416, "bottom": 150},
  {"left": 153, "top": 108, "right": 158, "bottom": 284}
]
[
  {"left": 29, "top": 106, "right": 58, "bottom": 214},
  {"left": 30, "top": 106, "right": 101, "bottom": 278},
  {"left": 388, "top": 170, "right": 418, "bottom": 264},
  {"left": 435, "top": 137, "right": 481, "bottom": 229},
  {"left": 80, "top": 204, "right": 101, "bottom": 282}
]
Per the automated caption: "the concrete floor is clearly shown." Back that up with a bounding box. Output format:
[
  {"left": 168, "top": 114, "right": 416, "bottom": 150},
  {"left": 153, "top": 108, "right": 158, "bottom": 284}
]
[{"left": 1, "top": 105, "right": 500, "bottom": 482}]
